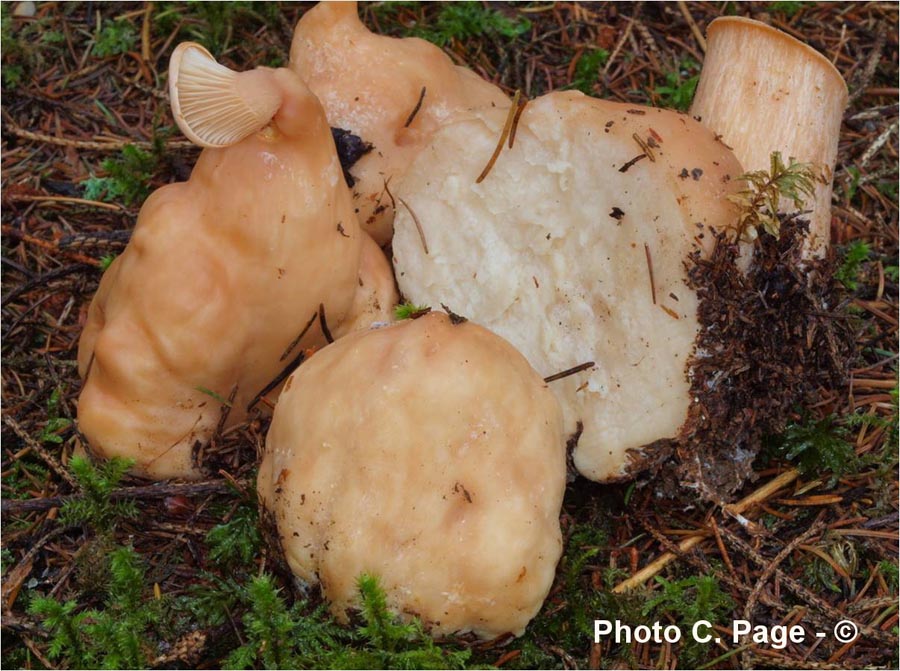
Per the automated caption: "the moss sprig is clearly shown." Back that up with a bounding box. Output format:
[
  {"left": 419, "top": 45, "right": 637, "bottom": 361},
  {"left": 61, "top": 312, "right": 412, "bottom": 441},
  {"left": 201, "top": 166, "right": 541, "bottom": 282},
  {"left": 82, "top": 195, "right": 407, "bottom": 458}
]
[{"left": 729, "top": 151, "right": 818, "bottom": 240}]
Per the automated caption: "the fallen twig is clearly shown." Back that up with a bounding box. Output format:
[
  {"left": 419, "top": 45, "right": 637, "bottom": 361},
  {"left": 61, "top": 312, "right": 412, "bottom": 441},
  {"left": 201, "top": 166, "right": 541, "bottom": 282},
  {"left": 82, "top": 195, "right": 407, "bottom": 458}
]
[
  {"left": 2, "top": 479, "right": 239, "bottom": 516},
  {"left": 613, "top": 468, "right": 800, "bottom": 592}
]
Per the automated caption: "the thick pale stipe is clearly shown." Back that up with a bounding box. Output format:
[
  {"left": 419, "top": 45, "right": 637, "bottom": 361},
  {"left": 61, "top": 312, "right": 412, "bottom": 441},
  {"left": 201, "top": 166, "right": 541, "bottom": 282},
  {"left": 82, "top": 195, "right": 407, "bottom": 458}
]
[{"left": 691, "top": 17, "right": 848, "bottom": 256}]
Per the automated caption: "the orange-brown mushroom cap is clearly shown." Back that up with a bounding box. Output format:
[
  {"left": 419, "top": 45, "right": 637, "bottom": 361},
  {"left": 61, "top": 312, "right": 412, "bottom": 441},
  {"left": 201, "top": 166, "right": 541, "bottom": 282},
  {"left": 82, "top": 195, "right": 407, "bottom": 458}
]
[{"left": 289, "top": 1, "right": 507, "bottom": 245}]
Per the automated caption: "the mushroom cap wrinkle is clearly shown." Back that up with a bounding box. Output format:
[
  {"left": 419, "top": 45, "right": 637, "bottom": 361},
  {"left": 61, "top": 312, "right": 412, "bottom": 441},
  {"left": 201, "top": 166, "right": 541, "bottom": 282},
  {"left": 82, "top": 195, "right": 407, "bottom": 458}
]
[
  {"left": 690, "top": 17, "right": 848, "bottom": 256},
  {"left": 290, "top": 1, "right": 508, "bottom": 245},
  {"left": 392, "top": 91, "right": 744, "bottom": 482},
  {"left": 258, "top": 312, "right": 566, "bottom": 638},
  {"left": 333, "top": 232, "right": 399, "bottom": 339},
  {"left": 77, "top": 53, "right": 394, "bottom": 481}
]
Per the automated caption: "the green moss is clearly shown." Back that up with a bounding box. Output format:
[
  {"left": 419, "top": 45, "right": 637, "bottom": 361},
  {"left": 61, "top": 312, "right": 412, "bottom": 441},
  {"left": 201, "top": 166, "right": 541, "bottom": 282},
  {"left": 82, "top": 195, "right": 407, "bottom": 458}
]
[
  {"left": 39, "top": 387, "right": 72, "bottom": 445},
  {"left": 1, "top": 4, "right": 67, "bottom": 89},
  {"left": 507, "top": 522, "right": 645, "bottom": 668},
  {"left": 206, "top": 503, "right": 262, "bottom": 568},
  {"left": 3, "top": 455, "right": 49, "bottom": 499},
  {"left": 654, "top": 59, "right": 700, "bottom": 111},
  {"left": 642, "top": 573, "right": 735, "bottom": 668},
  {"left": 369, "top": 1, "right": 422, "bottom": 22},
  {"left": 83, "top": 145, "right": 158, "bottom": 206},
  {"left": 172, "top": 1, "right": 283, "bottom": 55},
  {"left": 29, "top": 546, "right": 163, "bottom": 669},
  {"left": 878, "top": 560, "right": 899, "bottom": 593},
  {"left": 222, "top": 573, "right": 472, "bottom": 669},
  {"left": 92, "top": 19, "right": 137, "bottom": 58},
  {"left": 762, "top": 414, "right": 857, "bottom": 486},
  {"left": 60, "top": 456, "right": 138, "bottom": 532},
  {"left": 570, "top": 49, "right": 609, "bottom": 96},
  {"left": 766, "top": 1, "right": 807, "bottom": 17},
  {"left": 413, "top": 4, "right": 530, "bottom": 47},
  {"left": 835, "top": 240, "right": 872, "bottom": 291}
]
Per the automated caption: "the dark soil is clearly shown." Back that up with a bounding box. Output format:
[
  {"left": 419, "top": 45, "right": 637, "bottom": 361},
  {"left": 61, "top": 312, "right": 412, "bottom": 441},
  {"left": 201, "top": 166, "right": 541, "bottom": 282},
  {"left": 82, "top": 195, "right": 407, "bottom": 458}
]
[{"left": 670, "top": 218, "right": 855, "bottom": 501}]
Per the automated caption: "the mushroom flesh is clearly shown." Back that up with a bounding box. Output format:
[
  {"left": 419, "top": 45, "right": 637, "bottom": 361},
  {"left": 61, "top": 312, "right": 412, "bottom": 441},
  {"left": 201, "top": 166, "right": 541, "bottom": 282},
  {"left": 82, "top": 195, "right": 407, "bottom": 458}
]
[{"left": 392, "top": 91, "right": 744, "bottom": 482}]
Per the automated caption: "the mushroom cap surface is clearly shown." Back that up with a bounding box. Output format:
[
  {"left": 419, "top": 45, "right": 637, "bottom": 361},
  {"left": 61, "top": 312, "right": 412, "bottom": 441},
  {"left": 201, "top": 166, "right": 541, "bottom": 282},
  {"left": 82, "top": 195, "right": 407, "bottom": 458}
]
[
  {"left": 332, "top": 232, "right": 399, "bottom": 339},
  {"left": 392, "top": 91, "right": 744, "bottom": 482},
  {"left": 290, "top": 1, "right": 508, "bottom": 245},
  {"left": 258, "top": 312, "right": 566, "bottom": 638},
  {"left": 77, "top": 65, "right": 389, "bottom": 480}
]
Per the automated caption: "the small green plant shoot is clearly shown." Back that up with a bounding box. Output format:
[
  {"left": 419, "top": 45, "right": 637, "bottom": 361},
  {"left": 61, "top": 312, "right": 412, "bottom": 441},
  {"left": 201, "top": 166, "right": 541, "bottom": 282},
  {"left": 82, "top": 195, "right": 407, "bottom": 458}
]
[
  {"left": 83, "top": 145, "right": 157, "bottom": 206},
  {"left": 40, "top": 387, "right": 72, "bottom": 444},
  {"left": 60, "top": 456, "right": 138, "bottom": 532},
  {"left": 654, "top": 59, "right": 700, "bottom": 111},
  {"left": 394, "top": 301, "right": 430, "bottom": 320},
  {"left": 729, "top": 151, "right": 818, "bottom": 240}
]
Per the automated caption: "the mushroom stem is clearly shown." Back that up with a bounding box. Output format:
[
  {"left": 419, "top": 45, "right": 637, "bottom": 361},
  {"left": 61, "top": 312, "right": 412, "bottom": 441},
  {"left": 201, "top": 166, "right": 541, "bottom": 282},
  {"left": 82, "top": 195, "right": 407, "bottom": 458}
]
[{"left": 690, "top": 17, "right": 848, "bottom": 256}]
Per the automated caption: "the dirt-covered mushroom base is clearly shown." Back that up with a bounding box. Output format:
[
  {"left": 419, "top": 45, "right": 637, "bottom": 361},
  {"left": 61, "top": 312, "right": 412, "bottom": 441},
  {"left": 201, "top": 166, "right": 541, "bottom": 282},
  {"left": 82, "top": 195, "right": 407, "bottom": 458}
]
[{"left": 626, "top": 218, "right": 856, "bottom": 502}]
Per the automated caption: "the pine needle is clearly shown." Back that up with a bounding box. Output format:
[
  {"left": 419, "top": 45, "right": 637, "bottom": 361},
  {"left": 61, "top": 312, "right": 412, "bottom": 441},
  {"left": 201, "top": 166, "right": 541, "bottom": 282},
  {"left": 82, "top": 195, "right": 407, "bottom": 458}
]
[
  {"left": 476, "top": 90, "right": 522, "bottom": 183},
  {"left": 398, "top": 197, "right": 429, "bottom": 255}
]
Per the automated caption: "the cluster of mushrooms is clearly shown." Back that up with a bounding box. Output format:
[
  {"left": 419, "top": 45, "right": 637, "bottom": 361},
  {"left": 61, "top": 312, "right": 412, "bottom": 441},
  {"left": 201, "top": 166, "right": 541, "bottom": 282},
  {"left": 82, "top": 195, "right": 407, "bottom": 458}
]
[{"left": 76, "top": 3, "right": 847, "bottom": 639}]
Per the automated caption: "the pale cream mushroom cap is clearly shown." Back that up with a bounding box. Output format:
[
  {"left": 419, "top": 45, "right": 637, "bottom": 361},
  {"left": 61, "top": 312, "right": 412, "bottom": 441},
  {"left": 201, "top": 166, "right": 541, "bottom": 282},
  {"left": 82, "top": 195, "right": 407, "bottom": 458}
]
[
  {"left": 290, "top": 1, "right": 508, "bottom": 245},
  {"left": 690, "top": 17, "right": 848, "bottom": 256},
  {"left": 77, "top": 51, "right": 391, "bottom": 480},
  {"left": 258, "top": 312, "right": 566, "bottom": 638},
  {"left": 393, "top": 91, "right": 744, "bottom": 482}
]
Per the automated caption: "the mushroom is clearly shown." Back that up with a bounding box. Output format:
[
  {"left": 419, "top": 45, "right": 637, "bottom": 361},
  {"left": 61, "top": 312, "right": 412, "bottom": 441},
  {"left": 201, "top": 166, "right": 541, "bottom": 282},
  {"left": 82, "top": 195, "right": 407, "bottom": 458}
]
[
  {"left": 392, "top": 91, "right": 744, "bottom": 483},
  {"left": 168, "top": 42, "right": 282, "bottom": 148},
  {"left": 77, "top": 44, "right": 396, "bottom": 480},
  {"left": 690, "top": 17, "right": 848, "bottom": 256},
  {"left": 258, "top": 311, "right": 566, "bottom": 638},
  {"left": 289, "top": 1, "right": 508, "bottom": 245}
]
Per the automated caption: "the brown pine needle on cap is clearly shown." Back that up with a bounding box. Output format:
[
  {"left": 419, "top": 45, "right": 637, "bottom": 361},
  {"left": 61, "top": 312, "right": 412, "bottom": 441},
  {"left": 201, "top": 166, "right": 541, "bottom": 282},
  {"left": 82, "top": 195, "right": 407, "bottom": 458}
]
[
  {"left": 644, "top": 243, "right": 656, "bottom": 304},
  {"left": 382, "top": 176, "right": 397, "bottom": 211},
  {"left": 618, "top": 153, "right": 647, "bottom": 173},
  {"left": 632, "top": 132, "right": 656, "bottom": 161},
  {"left": 403, "top": 86, "right": 427, "bottom": 128},
  {"left": 659, "top": 305, "right": 679, "bottom": 320},
  {"left": 544, "top": 361, "right": 596, "bottom": 384},
  {"left": 318, "top": 302, "right": 334, "bottom": 344},
  {"left": 508, "top": 98, "right": 529, "bottom": 149},
  {"left": 398, "top": 197, "right": 428, "bottom": 255},
  {"left": 476, "top": 90, "right": 522, "bottom": 184},
  {"left": 279, "top": 310, "right": 318, "bottom": 361}
]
